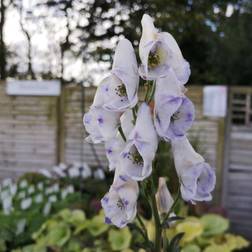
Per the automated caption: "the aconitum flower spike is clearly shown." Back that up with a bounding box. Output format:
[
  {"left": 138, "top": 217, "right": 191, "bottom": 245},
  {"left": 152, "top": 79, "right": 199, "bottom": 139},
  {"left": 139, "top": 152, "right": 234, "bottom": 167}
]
[
  {"left": 121, "top": 103, "right": 158, "bottom": 181},
  {"left": 92, "top": 38, "right": 139, "bottom": 112},
  {"left": 139, "top": 14, "right": 190, "bottom": 83},
  {"left": 171, "top": 136, "right": 216, "bottom": 203}
]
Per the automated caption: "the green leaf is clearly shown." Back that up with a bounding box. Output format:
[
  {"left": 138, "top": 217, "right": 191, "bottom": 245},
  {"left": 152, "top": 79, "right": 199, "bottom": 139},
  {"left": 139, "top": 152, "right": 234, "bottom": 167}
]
[
  {"left": 181, "top": 244, "right": 201, "bottom": 252},
  {"left": 200, "top": 214, "right": 229, "bottom": 237},
  {"left": 46, "top": 223, "right": 71, "bottom": 247},
  {"left": 162, "top": 216, "right": 185, "bottom": 228},
  {"left": 86, "top": 214, "right": 109, "bottom": 237},
  {"left": 108, "top": 227, "right": 132, "bottom": 251},
  {"left": 167, "top": 232, "right": 184, "bottom": 252}
]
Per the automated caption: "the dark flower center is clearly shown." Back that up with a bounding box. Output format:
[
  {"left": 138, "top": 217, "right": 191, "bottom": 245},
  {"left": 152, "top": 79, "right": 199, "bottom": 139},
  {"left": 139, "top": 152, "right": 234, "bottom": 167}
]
[
  {"left": 148, "top": 50, "right": 160, "bottom": 68},
  {"left": 115, "top": 84, "right": 127, "bottom": 97}
]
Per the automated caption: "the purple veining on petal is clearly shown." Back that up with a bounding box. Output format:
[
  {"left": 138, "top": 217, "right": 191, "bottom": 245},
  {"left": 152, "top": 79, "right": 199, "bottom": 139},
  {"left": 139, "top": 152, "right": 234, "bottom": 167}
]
[
  {"left": 84, "top": 115, "right": 91, "bottom": 124},
  {"left": 106, "top": 148, "right": 113, "bottom": 155},
  {"left": 122, "top": 152, "right": 128, "bottom": 158},
  {"left": 124, "top": 199, "right": 129, "bottom": 206},
  {"left": 105, "top": 217, "right": 112, "bottom": 224},
  {"left": 97, "top": 117, "right": 104, "bottom": 124},
  {"left": 102, "top": 196, "right": 109, "bottom": 203},
  {"left": 185, "top": 113, "right": 193, "bottom": 122},
  {"left": 119, "top": 175, "right": 128, "bottom": 182},
  {"left": 120, "top": 220, "right": 127, "bottom": 226}
]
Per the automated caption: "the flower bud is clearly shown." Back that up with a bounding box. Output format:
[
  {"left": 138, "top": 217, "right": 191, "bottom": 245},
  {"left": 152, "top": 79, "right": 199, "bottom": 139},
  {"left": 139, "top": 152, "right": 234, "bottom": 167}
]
[{"left": 155, "top": 177, "right": 174, "bottom": 214}]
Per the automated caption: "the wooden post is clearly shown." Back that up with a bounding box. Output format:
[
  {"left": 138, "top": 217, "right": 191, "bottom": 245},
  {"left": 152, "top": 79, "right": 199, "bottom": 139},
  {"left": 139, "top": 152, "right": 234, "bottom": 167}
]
[{"left": 56, "top": 84, "right": 65, "bottom": 164}]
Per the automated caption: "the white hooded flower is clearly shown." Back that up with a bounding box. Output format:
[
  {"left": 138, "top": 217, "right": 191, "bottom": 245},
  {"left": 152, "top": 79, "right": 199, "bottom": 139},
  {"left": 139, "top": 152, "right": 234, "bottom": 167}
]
[
  {"left": 83, "top": 106, "right": 120, "bottom": 143},
  {"left": 105, "top": 109, "right": 134, "bottom": 171},
  {"left": 155, "top": 177, "right": 174, "bottom": 214},
  {"left": 139, "top": 14, "right": 190, "bottom": 83},
  {"left": 101, "top": 168, "right": 139, "bottom": 228},
  {"left": 154, "top": 71, "right": 195, "bottom": 141},
  {"left": 92, "top": 39, "right": 139, "bottom": 112},
  {"left": 172, "top": 137, "right": 216, "bottom": 203},
  {"left": 105, "top": 136, "right": 125, "bottom": 171},
  {"left": 121, "top": 103, "right": 158, "bottom": 181}
]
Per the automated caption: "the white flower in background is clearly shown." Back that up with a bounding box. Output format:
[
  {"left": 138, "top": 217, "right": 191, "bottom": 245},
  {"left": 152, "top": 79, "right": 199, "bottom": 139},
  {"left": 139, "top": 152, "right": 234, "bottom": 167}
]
[
  {"left": 2, "top": 178, "right": 12, "bottom": 188},
  {"left": 101, "top": 168, "right": 139, "bottom": 228},
  {"left": 34, "top": 194, "right": 43, "bottom": 204},
  {"left": 66, "top": 185, "right": 74, "bottom": 194},
  {"left": 19, "top": 180, "right": 28, "bottom": 189},
  {"left": 28, "top": 185, "right": 35, "bottom": 195},
  {"left": 16, "top": 219, "right": 26, "bottom": 235},
  {"left": 37, "top": 182, "right": 44, "bottom": 191},
  {"left": 121, "top": 103, "right": 158, "bottom": 181},
  {"left": 69, "top": 167, "right": 80, "bottom": 178},
  {"left": 172, "top": 137, "right": 216, "bottom": 203},
  {"left": 61, "top": 189, "right": 68, "bottom": 199},
  {"left": 17, "top": 191, "right": 26, "bottom": 200},
  {"left": 94, "top": 168, "right": 105, "bottom": 180},
  {"left": 80, "top": 163, "right": 92, "bottom": 179},
  {"left": 52, "top": 165, "right": 66, "bottom": 177},
  {"left": 21, "top": 197, "right": 32, "bottom": 210},
  {"left": 139, "top": 14, "right": 190, "bottom": 83},
  {"left": 58, "top": 163, "right": 67, "bottom": 170},
  {"left": 154, "top": 71, "right": 195, "bottom": 141},
  {"left": 3, "top": 196, "right": 12, "bottom": 215},
  {"left": 83, "top": 107, "right": 120, "bottom": 143},
  {"left": 45, "top": 186, "right": 54, "bottom": 195},
  {"left": 1, "top": 190, "right": 10, "bottom": 201},
  {"left": 39, "top": 169, "right": 52, "bottom": 178},
  {"left": 10, "top": 184, "right": 17, "bottom": 196},
  {"left": 92, "top": 39, "right": 139, "bottom": 112},
  {"left": 52, "top": 184, "right": 59, "bottom": 193},
  {"left": 43, "top": 202, "right": 51, "bottom": 216},
  {"left": 48, "top": 195, "right": 57, "bottom": 203},
  {"left": 155, "top": 177, "right": 174, "bottom": 214}
]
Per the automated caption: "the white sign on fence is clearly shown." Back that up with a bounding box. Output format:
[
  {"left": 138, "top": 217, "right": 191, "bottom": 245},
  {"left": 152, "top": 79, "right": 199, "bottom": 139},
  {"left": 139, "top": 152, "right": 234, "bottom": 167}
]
[
  {"left": 6, "top": 80, "right": 61, "bottom": 96},
  {"left": 203, "top": 85, "right": 227, "bottom": 117}
]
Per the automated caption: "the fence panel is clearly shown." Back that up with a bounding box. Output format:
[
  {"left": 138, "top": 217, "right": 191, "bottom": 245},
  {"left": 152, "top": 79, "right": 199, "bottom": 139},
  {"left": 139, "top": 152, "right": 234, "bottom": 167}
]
[{"left": 222, "top": 87, "right": 252, "bottom": 240}]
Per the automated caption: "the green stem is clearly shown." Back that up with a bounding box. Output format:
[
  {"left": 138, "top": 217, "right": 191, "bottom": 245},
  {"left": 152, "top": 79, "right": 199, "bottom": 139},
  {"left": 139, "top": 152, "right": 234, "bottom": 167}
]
[
  {"left": 146, "top": 81, "right": 156, "bottom": 104},
  {"left": 136, "top": 213, "right": 148, "bottom": 239},
  {"left": 132, "top": 106, "right": 137, "bottom": 123},
  {"left": 118, "top": 126, "right": 126, "bottom": 142},
  {"left": 150, "top": 175, "right": 162, "bottom": 252},
  {"left": 144, "top": 81, "right": 153, "bottom": 101}
]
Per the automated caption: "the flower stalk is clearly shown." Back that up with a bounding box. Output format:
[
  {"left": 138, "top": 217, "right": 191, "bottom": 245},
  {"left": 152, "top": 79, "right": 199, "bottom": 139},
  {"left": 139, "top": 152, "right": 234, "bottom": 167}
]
[{"left": 83, "top": 13, "right": 216, "bottom": 252}]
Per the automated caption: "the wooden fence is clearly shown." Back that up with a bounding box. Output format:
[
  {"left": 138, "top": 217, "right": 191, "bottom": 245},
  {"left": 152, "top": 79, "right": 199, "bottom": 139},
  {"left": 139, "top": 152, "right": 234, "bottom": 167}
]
[
  {"left": 0, "top": 82, "right": 223, "bottom": 201},
  {"left": 1, "top": 81, "right": 252, "bottom": 239},
  {"left": 222, "top": 87, "right": 252, "bottom": 240}
]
